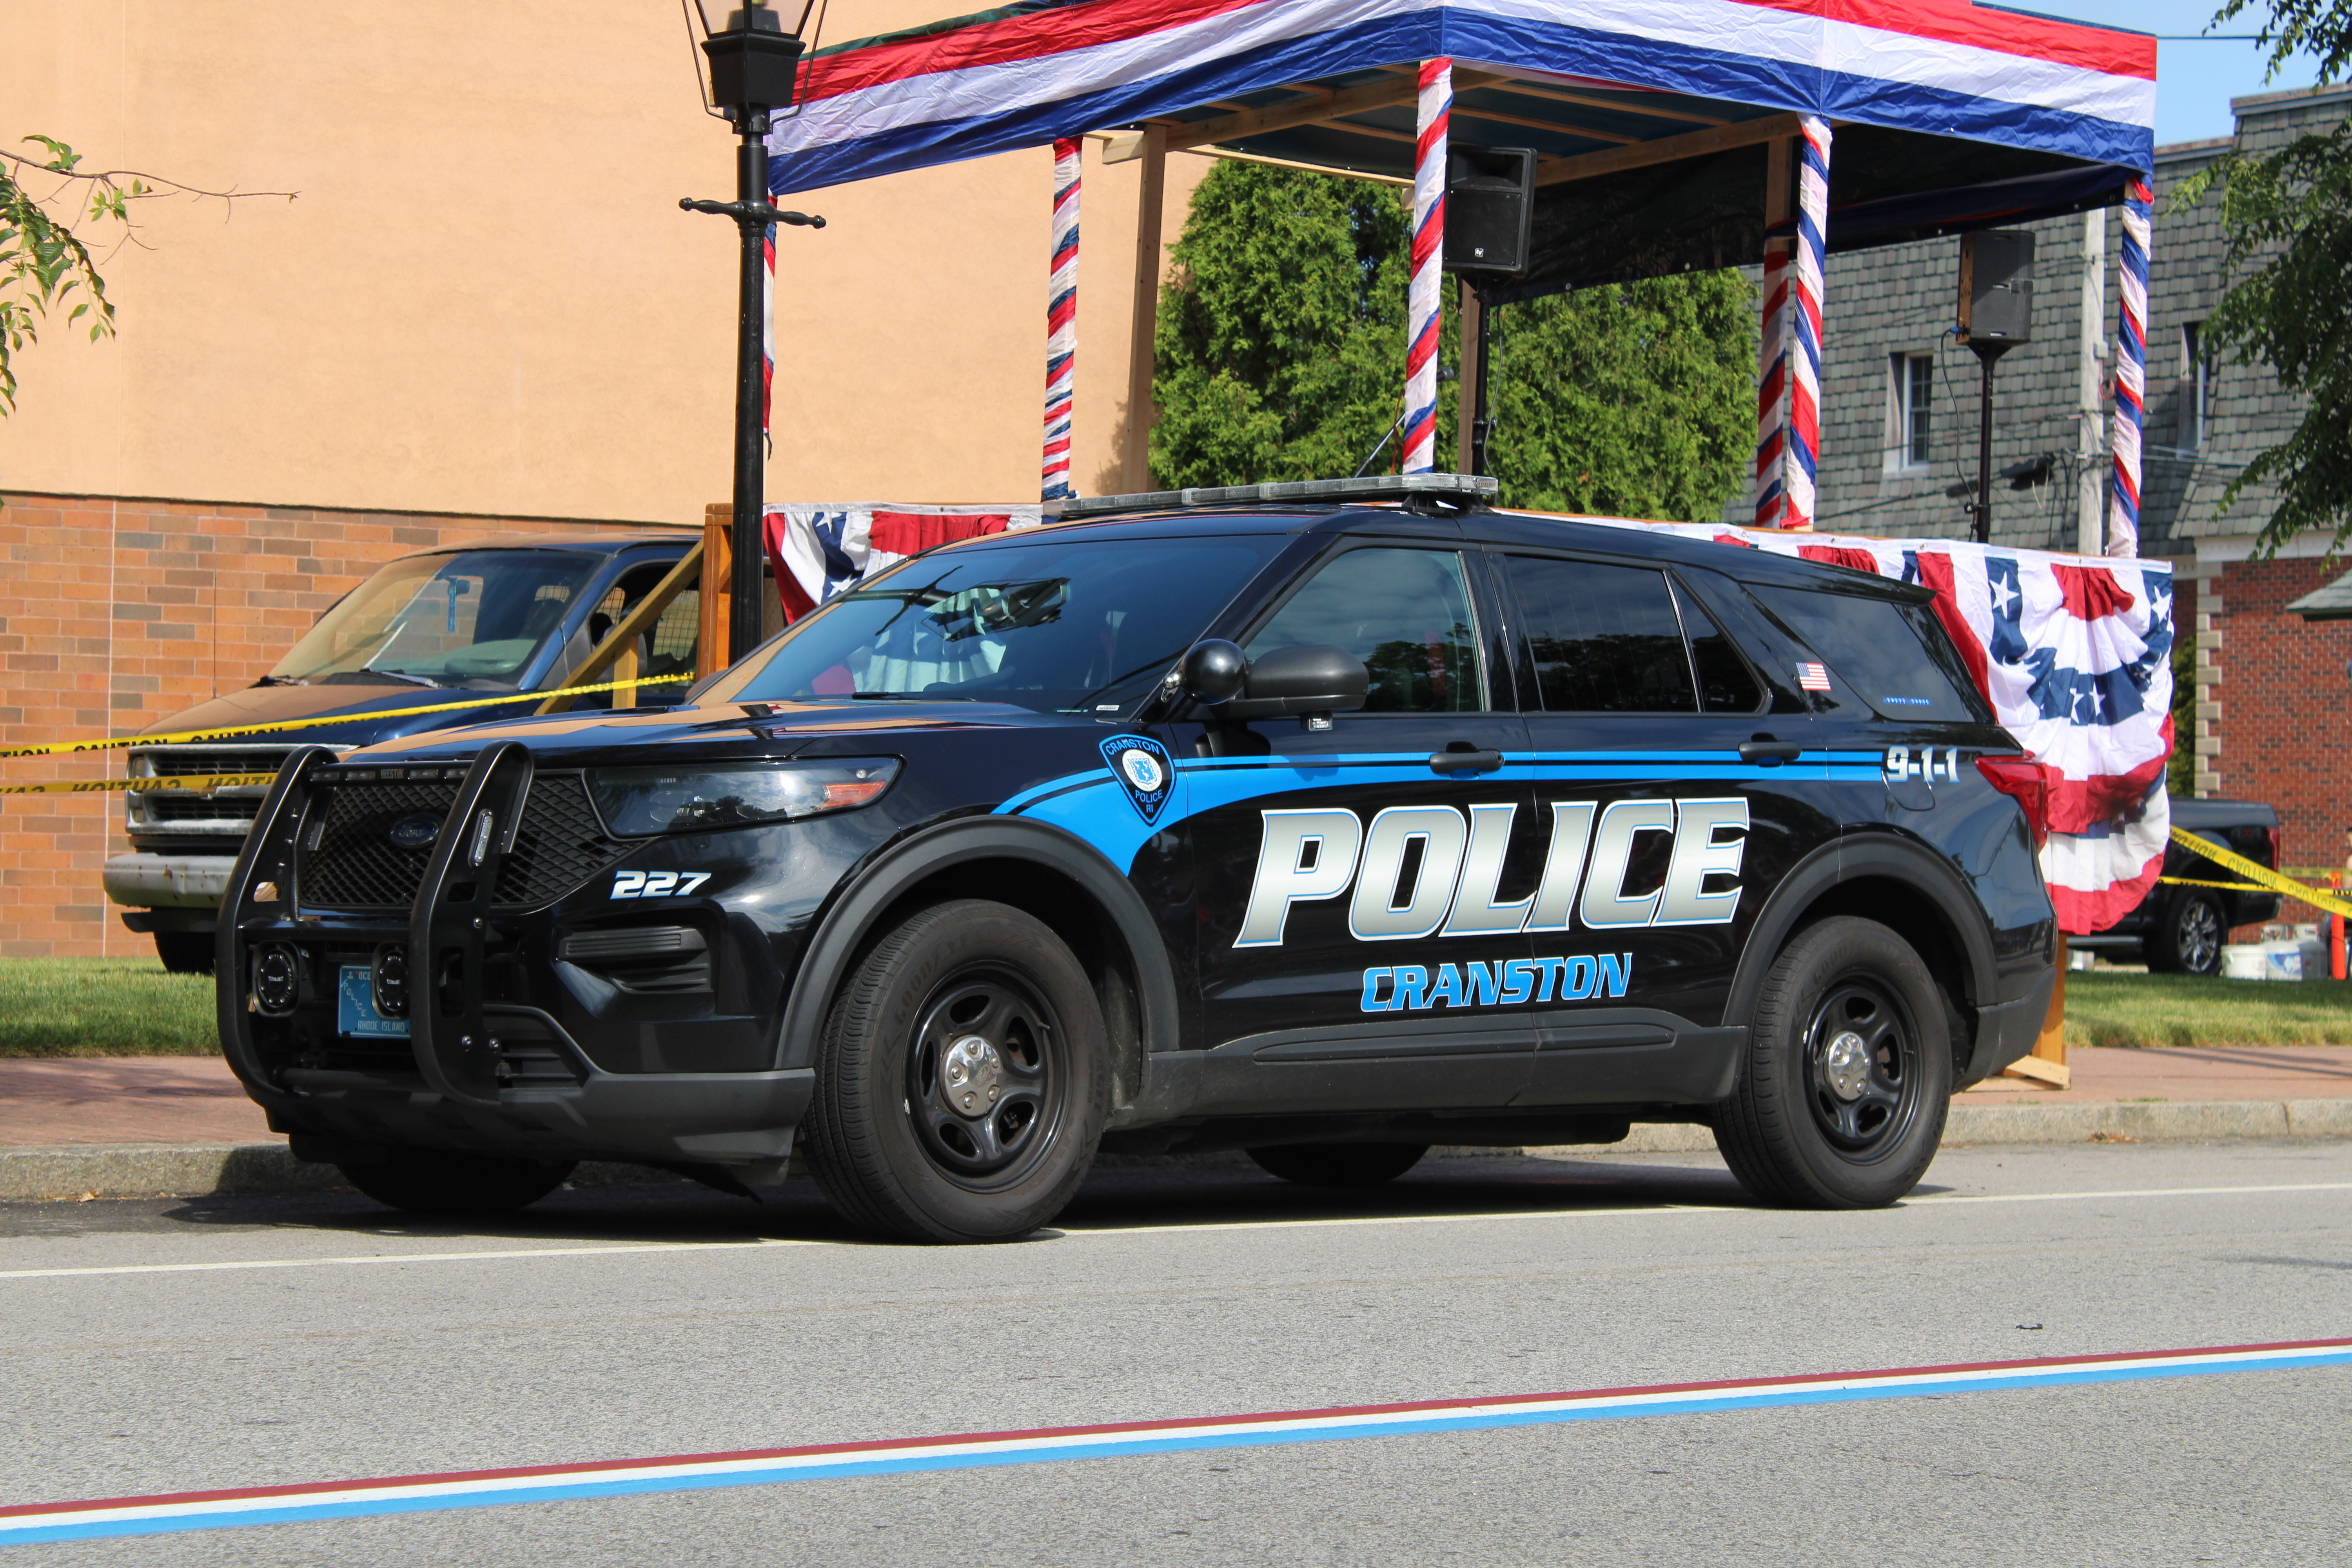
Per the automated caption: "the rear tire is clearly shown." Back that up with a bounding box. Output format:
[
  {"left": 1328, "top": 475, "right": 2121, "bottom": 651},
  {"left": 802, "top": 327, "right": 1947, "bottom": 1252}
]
[
  {"left": 802, "top": 900, "right": 1107, "bottom": 1243},
  {"left": 153, "top": 931, "right": 214, "bottom": 976},
  {"left": 2142, "top": 890, "right": 2225, "bottom": 976},
  {"left": 1713, "top": 916, "right": 1952, "bottom": 1209},
  {"left": 338, "top": 1148, "right": 573, "bottom": 1216},
  {"left": 1246, "top": 1143, "right": 1428, "bottom": 1186}
]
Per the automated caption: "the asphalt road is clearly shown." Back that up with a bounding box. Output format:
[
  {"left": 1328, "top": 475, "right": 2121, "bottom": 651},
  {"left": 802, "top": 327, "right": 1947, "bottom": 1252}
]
[{"left": 2, "top": 1139, "right": 2348, "bottom": 1564}]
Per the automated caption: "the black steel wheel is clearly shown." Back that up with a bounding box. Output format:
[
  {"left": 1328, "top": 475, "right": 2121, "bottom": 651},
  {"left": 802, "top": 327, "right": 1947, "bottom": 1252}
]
[
  {"left": 152, "top": 932, "right": 214, "bottom": 976},
  {"left": 1713, "top": 916, "right": 1952, "bottom": 1208},
  {"left": 803, "top": 899, "right": 1107, "bottom": 1243},
  {"left": 1246, "top": 1143, "right": 1429, "bottom": 1186},
  {"left": 337, "top": 1148, "right": 573, "bottom": 1216},
  {"left": 2144, "top": 890, "right": 2225, "bottom": 976}
]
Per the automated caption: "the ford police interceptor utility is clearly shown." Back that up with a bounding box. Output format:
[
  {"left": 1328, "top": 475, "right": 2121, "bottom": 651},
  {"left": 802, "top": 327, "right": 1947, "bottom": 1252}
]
[{"left": 216, "top": 475, "right": 2059, "bottom": 1242}]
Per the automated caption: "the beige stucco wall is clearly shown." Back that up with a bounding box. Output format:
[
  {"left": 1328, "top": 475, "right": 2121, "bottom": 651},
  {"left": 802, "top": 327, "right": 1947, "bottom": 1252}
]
[{"left": 0, "top": 1, "right": 1204, "bottom": 522}]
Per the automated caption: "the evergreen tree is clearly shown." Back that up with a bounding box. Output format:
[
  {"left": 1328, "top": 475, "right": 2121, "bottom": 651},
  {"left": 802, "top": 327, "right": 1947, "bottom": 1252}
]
[{"left": 1149, "top": 159, "right": 1753, "bottom": 525}]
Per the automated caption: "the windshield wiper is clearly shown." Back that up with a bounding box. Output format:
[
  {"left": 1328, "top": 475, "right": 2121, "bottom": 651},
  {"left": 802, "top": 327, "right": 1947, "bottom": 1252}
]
[
  {"left": 844, "top": 692, "right": 978, "bottom": 701},
  {"left": 252, "top": 675, "right": 306, "bottom": 688},
  {"left": 318, "top": 670, "right": 438, "bottom": 688}
]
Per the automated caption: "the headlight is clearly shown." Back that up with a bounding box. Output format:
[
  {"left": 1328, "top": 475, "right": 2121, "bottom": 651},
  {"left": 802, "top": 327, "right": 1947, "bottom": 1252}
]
[{"left": 587, "top": 759, "right": 899, "bottom": 837}]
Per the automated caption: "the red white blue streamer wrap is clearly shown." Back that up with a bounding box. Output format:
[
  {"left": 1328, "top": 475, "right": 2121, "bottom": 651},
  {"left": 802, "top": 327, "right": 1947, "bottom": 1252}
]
[
  {"left": 1570, "top": 515, "right": 2174, "bottom": 932},
  {"left": 2108, "top": 178, "right": 2151, "bottom": 559},
  {"left": 1403, "top": 58, "right": 1451, "bottom": 475},
  {"left": 1754, "top": 117, "right": 1831, "bottom": 530},
  {"left": 1041, "top": 138, "right": 1083, "bottom": 501},
  {"left": 762, "top": 219, "right": 777, "bottom": 437}
]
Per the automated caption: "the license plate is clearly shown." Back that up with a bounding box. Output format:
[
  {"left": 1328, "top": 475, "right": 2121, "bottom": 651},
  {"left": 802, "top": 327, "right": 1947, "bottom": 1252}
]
[{"left": 337, "top": 964, "right": 410, "bottom": 1039}]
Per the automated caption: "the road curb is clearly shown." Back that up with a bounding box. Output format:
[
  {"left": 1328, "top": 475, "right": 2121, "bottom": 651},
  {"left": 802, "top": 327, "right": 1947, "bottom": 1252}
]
[{"left": 4, "top": 1099, "right": 2349, "bottom": 1201}]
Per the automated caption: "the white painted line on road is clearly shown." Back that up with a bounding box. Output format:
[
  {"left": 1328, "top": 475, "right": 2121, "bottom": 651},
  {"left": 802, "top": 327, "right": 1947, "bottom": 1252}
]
[
  {"left": 4, "top": 1338, "right": 2347, "bottom": 1547},
  {"left": 0, "top": 1239, "right": 815, "bottom": 1281},
  {"left": 3, "top": 1181, "right": 2347, "bottom": 1280}
]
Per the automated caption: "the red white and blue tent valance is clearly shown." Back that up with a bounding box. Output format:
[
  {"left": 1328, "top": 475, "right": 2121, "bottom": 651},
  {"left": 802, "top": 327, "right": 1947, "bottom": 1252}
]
[{"left": 765, "top": 0, "right": 2156, "bottom": 198}]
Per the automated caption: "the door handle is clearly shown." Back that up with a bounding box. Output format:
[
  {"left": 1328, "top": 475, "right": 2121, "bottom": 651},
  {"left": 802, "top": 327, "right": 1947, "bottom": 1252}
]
[
  {"left": 1430, "top": 749, "right": 1505, "bottom": 774},
  {"left": 1739, "top": 736, "right": 1804, "bottom": 766}
]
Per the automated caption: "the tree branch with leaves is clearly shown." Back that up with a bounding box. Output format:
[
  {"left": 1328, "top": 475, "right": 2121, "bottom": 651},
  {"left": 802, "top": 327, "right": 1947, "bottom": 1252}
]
[
  {"left": 2172, "top": 0, "right": 2351, "bottom": 552},
  {"left": 0, "top": 136, "right": 294, "bottom": 415}
]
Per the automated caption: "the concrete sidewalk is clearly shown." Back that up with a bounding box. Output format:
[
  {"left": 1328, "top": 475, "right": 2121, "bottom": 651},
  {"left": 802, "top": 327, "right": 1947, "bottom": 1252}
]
[{"left": 3, "top": 1047, "right": 2350, "bottom": 1201}]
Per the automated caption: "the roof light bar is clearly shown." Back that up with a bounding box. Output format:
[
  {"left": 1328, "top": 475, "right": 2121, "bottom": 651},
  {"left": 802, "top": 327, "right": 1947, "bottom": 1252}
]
[{"left": 1056, "top": 472, "right": 1498, "bottom": 519}]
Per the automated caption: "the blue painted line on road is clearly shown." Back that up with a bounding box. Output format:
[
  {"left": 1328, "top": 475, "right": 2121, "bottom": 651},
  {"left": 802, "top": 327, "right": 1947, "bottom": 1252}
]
[{"left": 4, "top": 1340, "right": 2347, "bottom": 1545}]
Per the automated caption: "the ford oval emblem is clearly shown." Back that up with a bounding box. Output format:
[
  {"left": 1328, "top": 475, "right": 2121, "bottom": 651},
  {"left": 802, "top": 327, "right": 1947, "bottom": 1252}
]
[{"left": 388, "top": 813, "right": 441, "bottom": 851}]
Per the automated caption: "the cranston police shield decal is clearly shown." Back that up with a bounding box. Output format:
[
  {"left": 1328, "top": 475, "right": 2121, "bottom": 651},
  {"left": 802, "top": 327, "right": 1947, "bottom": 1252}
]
[{"left": 1100, "top": 734, "right": 1174, "bottom": 824}]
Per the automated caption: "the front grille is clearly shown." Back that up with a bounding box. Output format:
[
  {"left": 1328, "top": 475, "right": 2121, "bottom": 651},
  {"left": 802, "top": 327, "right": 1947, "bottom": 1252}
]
[
  {"left": 144, "top": 794, "right": 266, "bottom": 824},
  {"left": 296, "top": 769, "right": 628, "bottom": 914},
  {"left": 147, "top": 748, "right": 295, "bottom": 777}
]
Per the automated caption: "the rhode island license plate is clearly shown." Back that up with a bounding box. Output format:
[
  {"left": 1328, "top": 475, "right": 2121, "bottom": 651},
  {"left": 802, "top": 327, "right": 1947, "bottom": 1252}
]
[{"left": 336, "top": 964, "right": 409, "bottom": 1039}]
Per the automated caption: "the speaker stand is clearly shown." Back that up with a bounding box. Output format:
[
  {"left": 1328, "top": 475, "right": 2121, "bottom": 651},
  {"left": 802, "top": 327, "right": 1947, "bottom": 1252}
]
[{"left": 1962, "top": 336, "right": 2014, "bottom": 544}]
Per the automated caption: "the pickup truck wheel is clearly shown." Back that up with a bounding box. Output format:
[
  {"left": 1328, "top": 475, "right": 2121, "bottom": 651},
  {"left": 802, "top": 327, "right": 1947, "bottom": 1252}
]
[
  {"left": 1713, "top": 916, "right": 1951, "bottom": 1209},
  {"left": 2143, "top": 890, "right": 2225, "bottom": 976},
  {"left": 152, "top": 932, "right": 214, "bottom": 976},
  {"left": 338, "top": 1149, "right": 573, "bottom": 1216},
  {"left": 1247, "top": 1143, "right": 1428, "bottom": 1186},
  {"left": 802, "top": 899, "right": 1107, "bottom": 1244}
]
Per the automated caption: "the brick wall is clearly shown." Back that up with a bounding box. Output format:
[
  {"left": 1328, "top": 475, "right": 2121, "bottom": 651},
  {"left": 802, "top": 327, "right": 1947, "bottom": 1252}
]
[
  {"left": 0, "top": 492, "right": 689, "bottom": 958},
  {"left": 2199, "top": 555, "right": 2352, "bottom": 923}
]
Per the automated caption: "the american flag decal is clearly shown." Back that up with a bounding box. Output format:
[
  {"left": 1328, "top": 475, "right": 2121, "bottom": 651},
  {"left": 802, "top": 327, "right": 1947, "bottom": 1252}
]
[{"left": 1796, "top": 661, "right": 1832, "bottom": 692}]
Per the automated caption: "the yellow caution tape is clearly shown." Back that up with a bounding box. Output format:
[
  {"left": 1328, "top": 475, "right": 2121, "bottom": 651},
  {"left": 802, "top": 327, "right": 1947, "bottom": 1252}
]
[
  {"left": 0, "top": 772, "right": 283, "bottom": 798},
  {"left": 0, "top": 672, "right": 695, "bottom": 763},
  {"left": 2159, "top": 875, "right": 2272, "bottom": 894},
  {"left": 2168, "top": 826, "right": 2352, "bottom": 921}
]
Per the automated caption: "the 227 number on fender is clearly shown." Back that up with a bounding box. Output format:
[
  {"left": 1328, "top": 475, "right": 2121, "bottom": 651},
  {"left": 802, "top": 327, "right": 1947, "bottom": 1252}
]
[{"left": 610, "top": 871, "right": 713, "bottom": 899}]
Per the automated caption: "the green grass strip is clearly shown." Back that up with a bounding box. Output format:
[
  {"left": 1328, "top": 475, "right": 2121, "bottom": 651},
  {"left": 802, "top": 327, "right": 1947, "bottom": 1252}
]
[
  {"left": 0, "top": 958, "right": 218, "bottom": 1057},
  {"left": 2063, "top": 969, "right": 2352, "bottom": 1049}
]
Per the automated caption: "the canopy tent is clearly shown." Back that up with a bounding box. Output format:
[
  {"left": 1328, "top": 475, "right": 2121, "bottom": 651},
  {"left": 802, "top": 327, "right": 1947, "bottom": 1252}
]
[{"left": 761, "top": 0, "right": 2157, "bottom": 548}]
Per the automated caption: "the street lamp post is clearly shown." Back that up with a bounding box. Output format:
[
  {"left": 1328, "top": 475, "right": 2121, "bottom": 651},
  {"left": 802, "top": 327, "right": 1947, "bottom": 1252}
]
[{"left": 682, "top": 2, "right": 824, "bottom": 665}]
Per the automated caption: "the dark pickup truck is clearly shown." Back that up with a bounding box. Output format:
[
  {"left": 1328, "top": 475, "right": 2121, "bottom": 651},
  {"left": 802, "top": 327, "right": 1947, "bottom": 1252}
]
[{"left": 2080, "top": 797, "right": 2282, "bottom": 975}]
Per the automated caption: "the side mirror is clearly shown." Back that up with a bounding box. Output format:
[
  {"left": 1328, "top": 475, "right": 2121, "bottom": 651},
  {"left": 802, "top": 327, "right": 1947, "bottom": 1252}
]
[
  {"left": 1181, "top": 639, "right": 1247, "bottom": 705},
  {"left": 1222, "top": 644, "right": 1370, "bottom": 720}
]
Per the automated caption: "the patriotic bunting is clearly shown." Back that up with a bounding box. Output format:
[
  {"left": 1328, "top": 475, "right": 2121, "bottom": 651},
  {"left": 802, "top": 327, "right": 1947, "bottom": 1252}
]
[
  {"left": 1577, "top": 515, "right": 2174, "bottom": 934},
  {"left": 764, "top": 504, "right": 1047, "bottom": 623},
  {"left": 2108, "top": 178, "right": 2152, "bottom": 559},
  {"left": 1041, "top": 138, "right": 1083, "bottom": 501}
]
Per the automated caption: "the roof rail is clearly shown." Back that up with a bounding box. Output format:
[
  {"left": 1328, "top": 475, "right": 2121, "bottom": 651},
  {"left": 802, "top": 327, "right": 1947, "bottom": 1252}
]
[{"left": 1054, "top": 471, "right": 1498, "bottom": 520}]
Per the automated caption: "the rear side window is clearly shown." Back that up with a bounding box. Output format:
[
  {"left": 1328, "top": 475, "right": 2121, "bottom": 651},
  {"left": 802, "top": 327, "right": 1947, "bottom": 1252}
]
[
  {"left": 1672, "top": 581, "right": 1765, "bottom": 713},
  {"left": 1752, "top": 586, "right": 1985, "bottom": 721},
  {"left": 1502, "top": 556, "right": 1693, "bottom": 713}
]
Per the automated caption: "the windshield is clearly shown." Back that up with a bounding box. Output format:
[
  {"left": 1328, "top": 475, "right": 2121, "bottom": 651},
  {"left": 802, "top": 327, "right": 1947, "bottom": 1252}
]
[
  {"left": 269, "top": 550, "right": 602, "bottom": 688},
  {"left": 707, "top": 535, "right": 1287, "bottom": 715}
]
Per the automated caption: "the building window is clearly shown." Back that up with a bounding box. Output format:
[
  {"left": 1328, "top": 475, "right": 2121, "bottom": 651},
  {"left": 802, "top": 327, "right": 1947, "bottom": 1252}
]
[
  {"left": 2184, "top": 321, "right": 2214, "bottom": 448},
  {"left": 1890, "top": 352, "right": 1933, "bottom": 470}
]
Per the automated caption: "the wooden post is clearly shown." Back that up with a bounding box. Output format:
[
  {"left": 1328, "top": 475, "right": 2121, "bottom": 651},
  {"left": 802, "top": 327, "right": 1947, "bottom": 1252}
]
[
  {"left": 699, "top": 502, "right": 733, "bottom": 678},
  {"left": 1456, "top": 279, "right": 1481, "bottom": 474},
  {"left": 2006, "top": 933, "right": 2073, "bottom": 1088},
  {"left": 1122, "top": 124, "right": 1168, "bottom": 495}
]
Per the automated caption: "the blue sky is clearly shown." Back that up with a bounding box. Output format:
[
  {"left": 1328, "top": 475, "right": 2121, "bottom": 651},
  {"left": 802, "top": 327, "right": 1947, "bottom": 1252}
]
[{"left": 2022, "top": 0, "right": 2328, "bottom": 143}]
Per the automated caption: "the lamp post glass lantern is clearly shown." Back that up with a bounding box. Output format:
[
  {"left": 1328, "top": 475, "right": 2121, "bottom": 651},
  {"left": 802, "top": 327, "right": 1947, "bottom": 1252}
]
[{"left": 682, "top": 0, "right": 821, "bottom": 664}]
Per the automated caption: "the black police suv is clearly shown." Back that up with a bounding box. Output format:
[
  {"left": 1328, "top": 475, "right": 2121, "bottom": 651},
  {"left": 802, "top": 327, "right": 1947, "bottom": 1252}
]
[{"left": 218, "top": 475, "right": 2058, "bottom": 1241}]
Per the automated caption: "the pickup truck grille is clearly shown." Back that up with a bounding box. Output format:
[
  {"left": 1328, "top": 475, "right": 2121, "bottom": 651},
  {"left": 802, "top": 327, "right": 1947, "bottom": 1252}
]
[
  {"left": 296, "top": 769, "right": 629, "bottom": 913},
  {"left": 126, "top": 747, "right": 299, "bottom": 836}
]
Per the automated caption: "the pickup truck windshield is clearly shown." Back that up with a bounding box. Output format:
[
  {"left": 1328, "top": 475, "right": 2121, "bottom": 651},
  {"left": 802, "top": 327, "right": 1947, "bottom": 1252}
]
[
  {"left": 269, "top": 550, "right": 601, "bottom": 688},
  {"left": 711, "top": 536, "right": 1286, "bottom": 715}
]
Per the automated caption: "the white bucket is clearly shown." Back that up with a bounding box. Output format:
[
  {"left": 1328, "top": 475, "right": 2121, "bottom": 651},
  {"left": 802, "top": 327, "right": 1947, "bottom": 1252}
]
[
  {"left": 2298, "top": 938, "right": 2328, "bottom": 980},
  {"left": 2263, "top": 940, "right": 2305, "bottom": 982},
  {"left": 2221, "top": 944, "right": 2272, "bottom": 981}
]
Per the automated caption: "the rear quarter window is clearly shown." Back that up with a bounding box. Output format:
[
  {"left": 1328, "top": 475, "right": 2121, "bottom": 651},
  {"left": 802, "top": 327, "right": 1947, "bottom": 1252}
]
[{"left": 1751, "top": 586, "right": 1990, "bottom": 723}]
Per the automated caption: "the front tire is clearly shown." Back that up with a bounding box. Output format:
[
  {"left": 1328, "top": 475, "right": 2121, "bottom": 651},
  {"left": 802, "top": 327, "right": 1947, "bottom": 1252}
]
[
  {"left": 1713, "top": 916, "right": 1952, "bottom": 1209},
  {"left": 2143, "top": 889, "right": 2225, "bottom": 976},
  {"left": 338, "top": 1148, "right": 573, "bottom": 1216},
  {"left": 802, "top": 900, "right": 1107, "bottom": 1243},
  {"left": 1247, "top": 1143, "right": 1428, "bottom": 1186}
]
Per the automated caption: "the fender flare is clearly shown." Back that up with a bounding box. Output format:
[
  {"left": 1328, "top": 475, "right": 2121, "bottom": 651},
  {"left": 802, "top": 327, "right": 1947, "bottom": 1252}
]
[
  {"left": 771, "top": 814, "right": 1184, "bottom": 1095},
  {"left": 1724, "top": 831, "right": 2000, "bottom": 1034}
]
